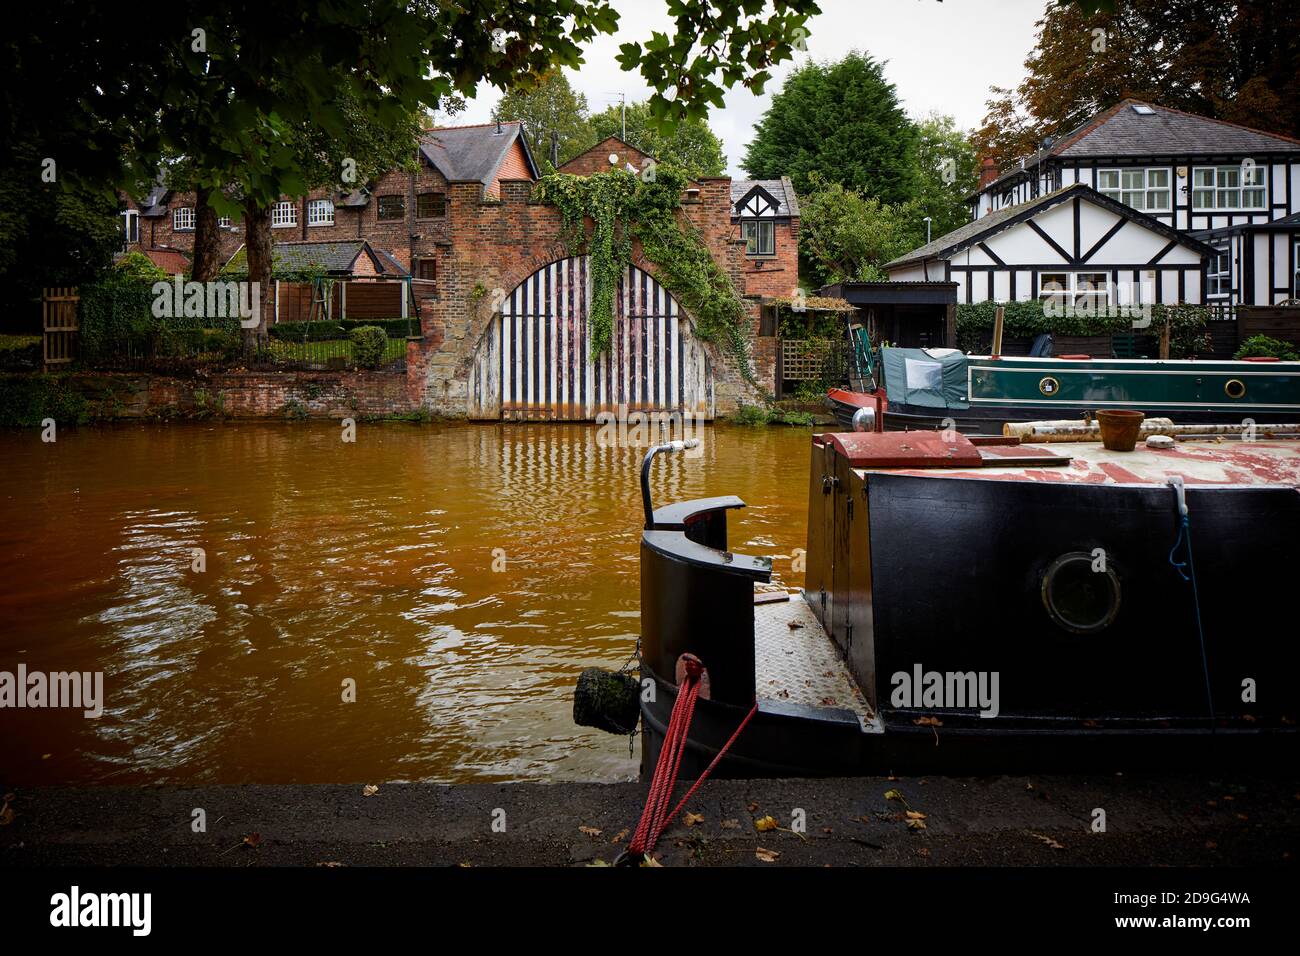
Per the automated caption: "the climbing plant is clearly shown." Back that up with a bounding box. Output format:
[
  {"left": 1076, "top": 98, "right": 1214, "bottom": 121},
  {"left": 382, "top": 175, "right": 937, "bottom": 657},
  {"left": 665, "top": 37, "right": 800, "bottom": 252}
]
[{"left": 533, "top": 165, "right": 755, "bottom": 382}]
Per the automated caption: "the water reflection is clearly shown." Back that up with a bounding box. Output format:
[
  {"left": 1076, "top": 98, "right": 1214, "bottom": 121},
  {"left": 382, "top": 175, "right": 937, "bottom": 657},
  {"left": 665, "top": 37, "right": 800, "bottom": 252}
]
[{"left": 0, "top": 421, "right": 811, "bottom": 784}]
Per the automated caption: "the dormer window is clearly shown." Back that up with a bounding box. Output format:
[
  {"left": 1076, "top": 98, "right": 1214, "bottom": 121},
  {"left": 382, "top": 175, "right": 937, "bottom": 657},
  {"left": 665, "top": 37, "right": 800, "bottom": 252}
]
[{"left": 735, "top": 184, "right": 779, "bottom": 258}]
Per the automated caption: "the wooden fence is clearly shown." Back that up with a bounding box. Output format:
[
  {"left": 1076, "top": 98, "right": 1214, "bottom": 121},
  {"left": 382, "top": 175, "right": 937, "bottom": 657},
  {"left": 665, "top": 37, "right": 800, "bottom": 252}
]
[
  {"left": 42, "top": 287, "right": 79, "bottom": 371},
  {"left": 1238, "top": 306, "right": 1300, "bottom": 349}
]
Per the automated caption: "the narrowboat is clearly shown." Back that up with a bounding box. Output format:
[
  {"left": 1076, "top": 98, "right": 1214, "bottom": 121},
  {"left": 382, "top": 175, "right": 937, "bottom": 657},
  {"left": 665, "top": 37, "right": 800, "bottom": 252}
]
[
  {"left": 828, "top": 346, "right": 1300, "bottom": 434},
  {"left": 604, "top": 427, "right": 1300, "bottom": 779}
]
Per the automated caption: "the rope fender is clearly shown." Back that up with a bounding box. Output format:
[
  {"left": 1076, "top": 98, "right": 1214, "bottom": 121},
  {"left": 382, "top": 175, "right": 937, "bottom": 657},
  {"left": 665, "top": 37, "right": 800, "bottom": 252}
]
[{"left": 620, "top": 653, "right": 758, "bottom": 864}]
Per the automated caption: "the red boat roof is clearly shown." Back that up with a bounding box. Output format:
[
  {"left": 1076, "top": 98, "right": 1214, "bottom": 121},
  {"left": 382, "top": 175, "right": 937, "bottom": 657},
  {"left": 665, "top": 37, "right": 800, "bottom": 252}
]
[{"left": 867, "top": 439, "right": 1300, "bottom": 488}]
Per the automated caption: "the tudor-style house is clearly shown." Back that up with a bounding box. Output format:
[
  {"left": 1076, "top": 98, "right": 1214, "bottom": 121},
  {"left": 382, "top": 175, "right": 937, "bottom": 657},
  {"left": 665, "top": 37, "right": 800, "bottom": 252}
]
[{"left": 886, "top": 100, "right": 1300, "bottom": 311}]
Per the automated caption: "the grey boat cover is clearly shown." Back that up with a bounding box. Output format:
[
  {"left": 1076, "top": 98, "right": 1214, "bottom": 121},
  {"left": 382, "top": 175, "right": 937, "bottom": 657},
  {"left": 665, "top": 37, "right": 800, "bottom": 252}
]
[{"left": 881, "top": 347, "right": 970, "bottom": 409}]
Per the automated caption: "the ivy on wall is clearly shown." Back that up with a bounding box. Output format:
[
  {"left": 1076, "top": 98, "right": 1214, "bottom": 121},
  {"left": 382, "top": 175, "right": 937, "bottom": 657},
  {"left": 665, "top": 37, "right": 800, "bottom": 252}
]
[{"left": 533, "top": 165, "right": 755, "bottom": 382}]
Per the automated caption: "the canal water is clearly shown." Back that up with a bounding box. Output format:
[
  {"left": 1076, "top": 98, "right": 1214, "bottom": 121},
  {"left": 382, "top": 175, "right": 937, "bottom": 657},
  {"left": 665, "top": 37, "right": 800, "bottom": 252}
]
[{"left": 0, "top": 421, "right": 812, "bottom": 785}]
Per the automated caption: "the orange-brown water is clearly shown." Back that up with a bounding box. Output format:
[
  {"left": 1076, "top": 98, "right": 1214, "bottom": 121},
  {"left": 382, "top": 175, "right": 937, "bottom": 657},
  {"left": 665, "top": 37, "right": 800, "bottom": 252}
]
[{"left": 0, "top": 421, "right": 811, "bottom": 785}]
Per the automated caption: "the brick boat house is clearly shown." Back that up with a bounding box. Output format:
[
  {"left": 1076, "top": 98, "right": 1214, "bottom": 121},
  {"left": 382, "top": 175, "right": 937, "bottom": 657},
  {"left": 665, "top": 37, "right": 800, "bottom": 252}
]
[{"left": 122, "top": 124, "right": 802, "bottom": 419}]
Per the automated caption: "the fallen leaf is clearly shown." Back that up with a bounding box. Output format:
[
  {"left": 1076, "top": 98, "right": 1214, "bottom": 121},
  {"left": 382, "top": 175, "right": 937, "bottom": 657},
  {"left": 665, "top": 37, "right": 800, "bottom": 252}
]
[
  {"left": 747, "top": 801, "right": 760, "bottom": 813},
  {"left": 1029, "top": 831, "right": 1065, "bottom": 850},
  {"left": 362, "top": 784, "right": 379, "bottom": 797},
  {"left": 611, "top": 828, "right": 628, "bottom": 843},
  {"left": 787, "top": 621, "right": 804, "bottom": 630},
  {"left": 916, "top": 847, "right": 931, "bottom": 858},
  {"left": 243, "top": 833, "right": 262, "bottom": 849},
  {"left": 906, "top": 818, "right": 927, "bottom": 830},
  {"left": 721, "top": 819, "right": 741, "bottom": 829},
  {"left": 822, "top": 827, "right": 833, "bottom": 834},
  {"left": 683, "top": 812, "right": 704, "bottom": 827},
  {"left": 579, "top": 825, "right": 603, "bottom": 837},
  {"left": 906, "top": 810, "right": 927, "bottom": 820},
  {"left": 755, "top": 847, "right": 780, "bottom": 863},
  {"left": 754, "top": 815, "right": 779, "bottom": 833},
  {"left": 884, "top": 789, "right": 905, "bottom": 802}
]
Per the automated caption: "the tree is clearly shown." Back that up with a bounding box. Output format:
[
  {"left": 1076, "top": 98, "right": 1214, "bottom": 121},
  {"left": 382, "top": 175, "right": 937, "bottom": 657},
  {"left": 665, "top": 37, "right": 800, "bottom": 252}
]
[
  {"left": 6, "top": 0, "right": 821, "bottom": 309},
  {"left": 912, "top": 114, "right": 978, "bottom": 239},
  {"left": 797, "top": 174, "right": 924, "bottom": 289},
  {"left": 973, "top": 0, "right": 1300, "bottom": 167},
  {"left": 493, "top": 71, "right": 591, "bottom": 174},
  {"left": 743, "top": 52, "right": 918, "bottom": 205},
  {"left": 587, "top": 101, "right": 727, "bottom": 179}
]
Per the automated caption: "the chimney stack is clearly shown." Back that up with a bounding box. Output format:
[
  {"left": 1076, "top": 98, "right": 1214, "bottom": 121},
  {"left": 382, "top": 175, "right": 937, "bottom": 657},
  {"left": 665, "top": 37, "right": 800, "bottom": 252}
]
[{"left": 979, "top": 155, "right": 1000, "bottom": 189}]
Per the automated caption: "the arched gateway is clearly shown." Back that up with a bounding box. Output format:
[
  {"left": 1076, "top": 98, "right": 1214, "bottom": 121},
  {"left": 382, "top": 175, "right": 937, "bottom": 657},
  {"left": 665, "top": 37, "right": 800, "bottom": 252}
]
[{"left": 467, "top": 257, "right": 715, "bottom": 420}]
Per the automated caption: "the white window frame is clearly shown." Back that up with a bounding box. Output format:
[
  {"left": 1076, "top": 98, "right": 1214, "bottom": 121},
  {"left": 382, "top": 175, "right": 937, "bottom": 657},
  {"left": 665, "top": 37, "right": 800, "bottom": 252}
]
[
  {"left": 1207, "top": 243, "right": 1231, "bottom": 300},
  {"left": 1192, "top": 164, "right": 1266, "bottom": 211},
  {"left": 121, "top": 209, "right": 139, "bottom": 244},
  {"left": 172, "top": 206, "right": 195, "bottom": 231},
  {"left": 1294, "top": 240, "right": 1300, "bottom": 299},
  {"left": 1038, "top": 271, "right": 1111, "bottom": 311},
  {"left": 1097, "top": 167, "right": 1170, "bottom": 212},
  {"left": 307, "top": 199, "right": 334, "bottom": 226},
  {"left": 217, "top": 215, "right": 233, "bottom": 228},
  {"left": 271, "top": 201, "right": 298, "bottom": 228}
]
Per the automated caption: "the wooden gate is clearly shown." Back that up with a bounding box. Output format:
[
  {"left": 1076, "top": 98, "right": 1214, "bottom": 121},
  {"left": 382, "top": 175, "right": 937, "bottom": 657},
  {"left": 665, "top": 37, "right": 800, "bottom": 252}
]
[
  {"left": 43, "top": 287, "right": 79, "bottom": 370},
  {"left": 467, "top": 257, "right": 714, "bottom": 420}
]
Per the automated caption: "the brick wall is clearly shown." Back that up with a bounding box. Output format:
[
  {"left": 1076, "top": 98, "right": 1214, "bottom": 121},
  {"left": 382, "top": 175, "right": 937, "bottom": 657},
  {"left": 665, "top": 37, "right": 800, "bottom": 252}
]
[
  {"left": 557, "top": 136, "right": 652, "bottom": 177},
  {"left": 406, "top": 167, "right": 777, "bottom": 417},
  {"left": 68, "top": 370, "right": 420, "bottom": 420},
  {"left": 122, "top": 137, "right": 798, "bottom": 417}
]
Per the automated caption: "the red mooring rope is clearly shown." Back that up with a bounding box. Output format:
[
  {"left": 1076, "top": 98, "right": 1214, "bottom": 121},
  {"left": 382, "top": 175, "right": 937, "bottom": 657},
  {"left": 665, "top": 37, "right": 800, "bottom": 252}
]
[{"left": 626, "top": 656, "right": 759, "bottom": 859}]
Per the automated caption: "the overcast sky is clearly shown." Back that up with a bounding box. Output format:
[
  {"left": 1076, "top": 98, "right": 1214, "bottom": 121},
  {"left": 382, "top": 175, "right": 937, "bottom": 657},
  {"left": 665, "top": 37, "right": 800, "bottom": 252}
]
[{"left": 448, "top": 0, "right": 1050, "bottom": 177}]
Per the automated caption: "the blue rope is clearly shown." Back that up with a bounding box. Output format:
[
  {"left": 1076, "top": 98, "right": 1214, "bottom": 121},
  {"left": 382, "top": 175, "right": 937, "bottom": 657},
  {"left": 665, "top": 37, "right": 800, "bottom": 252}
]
[{"left": 1168, "top": 510, "right": 1216, "bottom": 731}]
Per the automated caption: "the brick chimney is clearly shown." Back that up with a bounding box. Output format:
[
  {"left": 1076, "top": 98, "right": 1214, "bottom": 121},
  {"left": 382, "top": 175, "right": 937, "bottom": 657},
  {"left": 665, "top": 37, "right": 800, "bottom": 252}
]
[{"left": 978, "top": 155, "right": 1000, "bottom": 189}]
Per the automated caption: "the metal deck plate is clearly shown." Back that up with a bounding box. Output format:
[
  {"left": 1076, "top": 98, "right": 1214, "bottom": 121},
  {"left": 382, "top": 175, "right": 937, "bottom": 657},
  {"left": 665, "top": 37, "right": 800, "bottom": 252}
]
[{"left": 754, "top": 595, "right": 872, "bottom": 719}]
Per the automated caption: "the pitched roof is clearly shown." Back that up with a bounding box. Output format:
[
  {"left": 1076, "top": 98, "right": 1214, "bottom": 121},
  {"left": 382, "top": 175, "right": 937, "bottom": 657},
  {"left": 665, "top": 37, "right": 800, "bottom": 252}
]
[
  {"left": 973, "top": 100, "right": 1300, "bottom": 199},
  {"left": 223, "top": 240, "right": 408, "bottom": 276},
  {"left": 731, "top": 177, "right": 799, "bottom": 217},
  {"left": 141, "top": 248, "right": 190, "bottom": 274},
  {"left": 1056, "top": 100, "right": 1300, "bottom": 157},
  {"left": 886, "top": 181, "right": 1215, "bottom": 270},
  {"left": 419, "top": 121, "right": 538, "bottom": 186}
]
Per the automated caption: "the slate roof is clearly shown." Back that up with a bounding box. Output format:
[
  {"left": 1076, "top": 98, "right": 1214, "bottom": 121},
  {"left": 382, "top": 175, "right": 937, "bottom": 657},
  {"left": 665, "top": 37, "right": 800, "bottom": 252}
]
[
  {"left": 1055, "top": 100, "right": 1300, "bottom": 157},
  {"left": 419, "top": 121, "right": 538, "bottom": 186},
  {"left": 973, "top": 100, "right": 1300, "bottom": 199},
  {"left": 223, "top": 240, "right": 408, "bottom": 276},
  {"left": 886, "top": 181, "right": 1214, "bottom": 270},
  {"left": 731, "top": 177, "right": 799, "bottom": 218}
]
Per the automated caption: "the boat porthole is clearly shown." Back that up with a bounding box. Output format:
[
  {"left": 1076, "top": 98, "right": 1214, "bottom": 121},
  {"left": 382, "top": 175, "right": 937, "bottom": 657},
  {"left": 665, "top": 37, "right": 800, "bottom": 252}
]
[
  {"left": 1038, "top": 376, "right": 1060, "bottom": 397},
  {"left": 1224, "top": 378, "right": 1246, "bottom": 399},
  {"left": 1041, "top": 552, "right": 1121, "bottom": 634}
]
